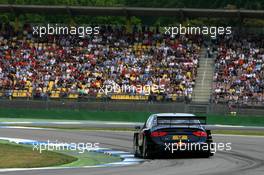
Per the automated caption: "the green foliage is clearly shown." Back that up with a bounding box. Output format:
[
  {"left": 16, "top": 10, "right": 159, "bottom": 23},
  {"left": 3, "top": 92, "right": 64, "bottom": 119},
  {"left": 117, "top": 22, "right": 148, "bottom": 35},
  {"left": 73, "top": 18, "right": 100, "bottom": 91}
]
[
  {"left": 123, "top": 0, "right": 264, "bottom": 10},
  {"left": 244, "top": 18, "right": 264, "bottom": 27},
  {"left": 1, "top": 0, "right": 263, "bottom": 9},
  {"left": 0, "top": 1, "right": 263, "bottom": 28},
  {"left": 3, "top": 0, "right": 124, "bottom": 6}
]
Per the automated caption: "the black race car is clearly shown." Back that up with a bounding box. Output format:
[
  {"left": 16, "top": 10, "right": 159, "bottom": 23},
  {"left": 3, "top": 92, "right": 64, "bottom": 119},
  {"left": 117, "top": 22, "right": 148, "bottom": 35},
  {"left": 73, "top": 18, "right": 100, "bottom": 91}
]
[{"left": 133, "top": 113, "right": 214, "bottom": 158}]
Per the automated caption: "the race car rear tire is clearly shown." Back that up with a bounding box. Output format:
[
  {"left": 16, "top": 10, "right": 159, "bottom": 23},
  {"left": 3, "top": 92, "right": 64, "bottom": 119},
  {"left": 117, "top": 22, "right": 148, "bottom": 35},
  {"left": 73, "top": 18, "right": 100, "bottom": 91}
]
[
  {"left": 133, "top": 135, "right": 141, "bottom": 158},
  {"left": 201, "top": 151, "right": 211, "bottom": 158},
  {"left": 201, "top": 143, "right": 213, "bottom": 158},
  {"left": 142, "top": 136, "right": 152, "bottom": 159}
]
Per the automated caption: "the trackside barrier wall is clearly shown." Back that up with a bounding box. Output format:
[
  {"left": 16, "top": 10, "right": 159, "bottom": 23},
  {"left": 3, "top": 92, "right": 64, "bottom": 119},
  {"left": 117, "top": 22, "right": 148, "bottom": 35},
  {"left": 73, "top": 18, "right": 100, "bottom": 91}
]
[{"left": 0, "top": 99, "right": 264, "bottom": 116}]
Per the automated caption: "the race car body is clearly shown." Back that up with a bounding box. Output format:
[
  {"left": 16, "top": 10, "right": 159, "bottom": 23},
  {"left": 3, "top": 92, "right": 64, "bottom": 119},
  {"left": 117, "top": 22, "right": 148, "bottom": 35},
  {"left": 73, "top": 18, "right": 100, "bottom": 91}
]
[{"left": 133, "top": 113, "right": 214, "bottom": 158}]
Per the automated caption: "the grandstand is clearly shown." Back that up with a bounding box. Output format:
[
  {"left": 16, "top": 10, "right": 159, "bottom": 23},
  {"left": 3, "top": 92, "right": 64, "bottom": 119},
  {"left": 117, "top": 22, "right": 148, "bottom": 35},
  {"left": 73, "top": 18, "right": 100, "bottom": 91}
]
[
  {"left": 0, "top": 4, "right": 264, "bottom": 107},
  {"left": 212, "top": 34, "right": 264, "bottom": 105},
  {"left": 0, "top": 23, "right": 201, "bottom": 102}
]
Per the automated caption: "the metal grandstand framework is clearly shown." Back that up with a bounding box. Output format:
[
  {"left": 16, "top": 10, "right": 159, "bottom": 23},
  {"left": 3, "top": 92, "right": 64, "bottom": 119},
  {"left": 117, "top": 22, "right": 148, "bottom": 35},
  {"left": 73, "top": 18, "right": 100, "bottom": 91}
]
[{"left": 0, "top": 4, "right": 263, "bottom": 19}]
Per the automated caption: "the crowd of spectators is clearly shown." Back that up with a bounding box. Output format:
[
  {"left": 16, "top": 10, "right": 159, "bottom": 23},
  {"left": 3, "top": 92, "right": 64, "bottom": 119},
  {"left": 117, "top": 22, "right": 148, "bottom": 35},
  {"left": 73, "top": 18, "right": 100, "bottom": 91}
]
[
  {"left": 213, "top": 34, "right": 264, "bottom": 105},
  {"left": 0, "top": 23, "right": 201, "bottom": 101}
]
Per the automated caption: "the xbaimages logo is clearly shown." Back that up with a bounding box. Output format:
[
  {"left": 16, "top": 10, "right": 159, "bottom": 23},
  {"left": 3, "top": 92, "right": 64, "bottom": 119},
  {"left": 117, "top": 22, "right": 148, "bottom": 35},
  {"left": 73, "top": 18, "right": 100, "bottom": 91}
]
[
  {"left": 32, "top": 24, "right": 100, "bottom": 37},
  {"left": 32, "top": 140, "right": 100, "bottom": 154},
  {"left": 99, "top": 84, "right": 165, "bottom": 95},
  {"left": 164, "top": 24, "right": 232, "bottom": 38},
  {"left": 164, "top": 141, "right": 232, "bottom": 154}
]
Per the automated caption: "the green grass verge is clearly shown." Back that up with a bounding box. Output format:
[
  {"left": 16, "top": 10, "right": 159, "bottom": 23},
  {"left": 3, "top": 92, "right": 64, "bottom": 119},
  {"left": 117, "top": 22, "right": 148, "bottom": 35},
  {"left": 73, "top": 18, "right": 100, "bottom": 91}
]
[
  {"left": 0, "top": 140, "right": 122, "bottom": 169},
  {"left": 0, "top": 142, "right": 77, "bottom": 168},
  {"left": 212, "top": 130, "right": 264, "bottom": 136},
  {"left": 206, "top": 114, "right": 264, "bottom": 126},
  {"left": 0, "top": 108, "right": 264, "bottom": 126}
]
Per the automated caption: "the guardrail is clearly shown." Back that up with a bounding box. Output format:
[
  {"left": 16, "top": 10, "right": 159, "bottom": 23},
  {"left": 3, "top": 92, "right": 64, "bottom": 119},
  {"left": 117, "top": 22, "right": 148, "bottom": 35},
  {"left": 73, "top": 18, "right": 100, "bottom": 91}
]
[
  {"left": 0, "top": 90, "right": 190, "bottom": 103},
  {"left": 0, "top": 98, "right": 264, "bottom": 116}
]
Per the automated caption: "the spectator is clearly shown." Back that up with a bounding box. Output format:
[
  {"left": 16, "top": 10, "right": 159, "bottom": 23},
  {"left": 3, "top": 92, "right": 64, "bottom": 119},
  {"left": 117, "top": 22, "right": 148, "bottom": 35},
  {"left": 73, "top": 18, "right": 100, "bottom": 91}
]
[
  {"left": 213, "top": 34, "right": 264, "bottom": 105},
  {"left": 0, "top": 23, "right": 202, "bottom": 102}
]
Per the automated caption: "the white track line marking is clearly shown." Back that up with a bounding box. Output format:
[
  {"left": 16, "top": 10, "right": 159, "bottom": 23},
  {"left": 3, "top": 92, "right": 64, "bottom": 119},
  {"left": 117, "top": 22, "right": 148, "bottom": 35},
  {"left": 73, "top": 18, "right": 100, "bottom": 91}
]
[
  {"left": 0, "top": 126, "right": 53, "bottom": 130},
  {"left": 213, "top": 134, "right": 264, "bottom": 138}
]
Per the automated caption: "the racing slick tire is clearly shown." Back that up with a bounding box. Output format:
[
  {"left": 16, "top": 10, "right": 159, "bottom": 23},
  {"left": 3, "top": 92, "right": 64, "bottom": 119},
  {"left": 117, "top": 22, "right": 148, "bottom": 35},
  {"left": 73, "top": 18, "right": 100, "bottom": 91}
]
[
  {"left": 133, "top": 134, "right": 141, "bottom": 158},
  {"left": 142, "top": 136, "right": 153, "bottom": 159}
]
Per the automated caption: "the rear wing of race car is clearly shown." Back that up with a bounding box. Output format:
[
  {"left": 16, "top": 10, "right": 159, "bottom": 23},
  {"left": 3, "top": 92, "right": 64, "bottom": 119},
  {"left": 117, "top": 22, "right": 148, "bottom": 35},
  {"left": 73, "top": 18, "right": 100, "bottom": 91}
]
[{"left": 156, "top": 116, "right": 207, "bottom": 126}]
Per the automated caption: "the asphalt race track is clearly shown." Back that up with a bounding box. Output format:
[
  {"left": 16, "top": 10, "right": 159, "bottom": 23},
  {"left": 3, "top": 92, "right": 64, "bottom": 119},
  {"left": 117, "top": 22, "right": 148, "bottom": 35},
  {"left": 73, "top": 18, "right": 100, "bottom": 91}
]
[
  {"left": 0, "top": 127, "right": 264, "bottom": 175},
  {"left": 2, "top": 120, "right": 264, "bottom": 131}
]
